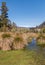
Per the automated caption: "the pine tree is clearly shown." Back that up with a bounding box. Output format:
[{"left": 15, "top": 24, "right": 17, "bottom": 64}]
[
  {"left": 1, "top": 2, "right": 8, "bottom": 31},
  {"left": 1, "top": 2, "right": 8, "bottom": 19}
]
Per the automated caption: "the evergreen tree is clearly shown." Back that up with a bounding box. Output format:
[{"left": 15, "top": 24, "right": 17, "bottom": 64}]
[
  {"left": 1, "top": 2, "right": 8, "bottom": 31},
  {"left": 1, "top": 2, "right": 8, "bottom": 19},
  {"left": 0, "top": 2, "right": 17, "bottom": 31}
]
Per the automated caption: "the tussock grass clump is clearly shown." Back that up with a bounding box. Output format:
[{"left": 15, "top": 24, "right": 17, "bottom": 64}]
[
  {"left": 27, "top": 36, "right": 32, "bottom": 43},
  {"left": 14, "top": 33, "right": 24, "bottom": 43},
  {"left": 14, "top": 36, "right": 24, "bottom": 43},
  {"left": 36, "top": 33, "right": 45, "bottom": 47},
  {"left": 37, "top": 33, "right": 45, "bottom": 40},
  {"left": 2, "top": 33, "right": 11, "bottom": 39},
  {"left": 13, "top": 33, "right": 25, "bottom": 49}
]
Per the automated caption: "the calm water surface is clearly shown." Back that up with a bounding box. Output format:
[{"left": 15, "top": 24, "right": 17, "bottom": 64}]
[{"left": 26, "top": 38, "right": 45, "bottom": 51}]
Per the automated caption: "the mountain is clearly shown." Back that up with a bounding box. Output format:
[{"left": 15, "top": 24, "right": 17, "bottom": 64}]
[{"left": 37, "top": 22, "right": 45, "bottom": 28}]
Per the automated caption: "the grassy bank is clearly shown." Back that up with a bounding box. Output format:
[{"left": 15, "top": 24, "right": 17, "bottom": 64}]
[{"left": 0, "top": 50, "right": 45, "bottom": 65}]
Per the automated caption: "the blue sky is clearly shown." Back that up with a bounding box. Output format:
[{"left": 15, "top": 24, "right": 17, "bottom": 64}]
[{"left": 0, "top": 0, "right": 45, "bottom": 27}]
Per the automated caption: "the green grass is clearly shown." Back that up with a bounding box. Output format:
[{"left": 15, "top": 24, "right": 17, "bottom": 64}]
[{"left": 0, "top": 50, "right": 45, "bottom": 65}]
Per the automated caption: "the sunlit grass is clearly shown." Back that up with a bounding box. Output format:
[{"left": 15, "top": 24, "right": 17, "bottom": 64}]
[{"left": 0, "top": 50, "right": 45, "bottom": 65}]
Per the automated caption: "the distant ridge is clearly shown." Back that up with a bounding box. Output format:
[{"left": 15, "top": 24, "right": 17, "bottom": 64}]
[{"left": 37, "top": 22, "right": 45, "bottom": 28}]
